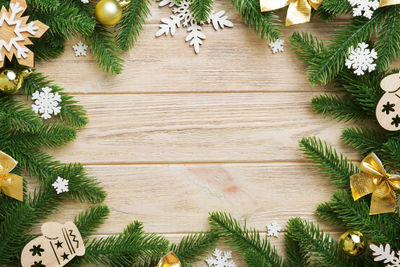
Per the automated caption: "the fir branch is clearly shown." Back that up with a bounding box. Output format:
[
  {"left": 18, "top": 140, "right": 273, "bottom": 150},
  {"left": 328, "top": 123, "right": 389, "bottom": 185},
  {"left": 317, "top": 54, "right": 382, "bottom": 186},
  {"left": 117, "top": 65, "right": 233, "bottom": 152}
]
[
  {"left": 75, "top": 205, "right": 110, "bottom": 239},
  {"left": 27, "top": 0, "right": 61, "bottom": 12},
  {"left": 299, "top": 136, "right": 357, "bottom": 189},
  {"left": 32, "top": 35, "right": 65, "bottom": 62},
  {"left": 315, "top": 201, "right": 345, "bottom": 226},
  {"left": 230, "top": 0, "right": 281, "bottom": 41},
  {"left": 290, "top": 32, "right": 328, "bottom": 64},
  {"left": 171, "top": 232, "right": 219, "bottom": 266},
  {"left": 116, "top": 0, "right": 151, "bottom": 51},
  {"left": 317, "top": 0, "right": 352, "bottom": 20},
  {"left": 209, "top": 211, "right": 283, "bottom": 267},
  {"left": 311, "top": 94, "right": 368, "bottom": 122},
  {"left": 341, "top": 127, "right": 387, "bottom": 156},
  {"left": 190, "top": 0, "right": 214, "bottom": 22},
  {"left": 284, "top": 232, "right": 311, "bottom": 267}
]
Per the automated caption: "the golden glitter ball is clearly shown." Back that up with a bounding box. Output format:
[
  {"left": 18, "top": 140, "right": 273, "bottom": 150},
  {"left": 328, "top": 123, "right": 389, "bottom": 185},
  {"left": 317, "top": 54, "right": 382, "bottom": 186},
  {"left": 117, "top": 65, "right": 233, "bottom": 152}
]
[
  {"left": 157, "top": 252, "right": 182, "bottom": 267},
  {"left": 95, "top": 0, "right": 123, "bottom": 26},
  {"left": 0, "top": 69, "right": 31, "bottom": 94},
  {"left": 339, "top": 230, "right": 367, "bottom": 256}
]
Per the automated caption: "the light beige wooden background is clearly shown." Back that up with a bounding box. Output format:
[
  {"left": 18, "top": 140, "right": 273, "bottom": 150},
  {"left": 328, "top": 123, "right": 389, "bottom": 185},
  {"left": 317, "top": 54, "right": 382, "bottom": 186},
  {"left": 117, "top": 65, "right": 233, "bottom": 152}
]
[{"left": 38, "top": 3, "right": 358, "bottom": 266}]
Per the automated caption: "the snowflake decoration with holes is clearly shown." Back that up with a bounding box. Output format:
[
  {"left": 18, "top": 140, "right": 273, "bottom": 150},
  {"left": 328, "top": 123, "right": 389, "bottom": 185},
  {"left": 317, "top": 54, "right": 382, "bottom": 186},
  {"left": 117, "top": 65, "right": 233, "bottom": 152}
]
[
  {"left": 32, "top": 87, "right": 61, "bottom": 119},
  {"left": 269, "top": 39, "right": 284, "bottom": 54},
  {"left": 348, "top": 0, "right": 380, "bottom": 19},
  {"left": 206, "top": 248, "right": 236, "bottom": 267},
  {"left": 0, "top": 0, "right": 48, "bottom": 68},
  {"left": 155, "top": 0, "right": 233, "bottom": 53},
  {"left": 72, "top": 41, "right": 88, "bottom": 57},
  {"left": 266, "top": 222, "right": 282, "bottom": 237},
  {"left": 345, "top": 42, "right": 377, "bottom": 75},
  {"left": 52, "top": 177, "right": 69, "bottom": 194},
  {"left": 370, "top": 243, "right": 400, "bottom": 266}
]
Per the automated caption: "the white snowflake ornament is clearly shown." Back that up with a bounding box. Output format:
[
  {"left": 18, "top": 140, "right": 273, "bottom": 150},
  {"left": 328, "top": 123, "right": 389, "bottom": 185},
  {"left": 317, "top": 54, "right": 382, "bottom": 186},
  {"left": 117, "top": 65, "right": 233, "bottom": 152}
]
[
  {"left": 370, "top": 243, "right": 400, "bottom": 266},
  {"left": 345, "top": 42, "right": 377, "bottom": 75},
  {"left": 81, "top": 0, "right": 89, "bottom": 3},
  {"left": 72, "top": 41, "right": 88, "bottom": 57},
  {"left": 32, "top": 87, "right": 61, "bottom": 119},
  {"left": 266, "top": 222, "right": 282, "bottom": 237},
  {"left": 269, "top": 39, "right": 284, "bottom": 54},
  {"left": 52, "top": 177, "right": 69, "bottom": 194},
  {"left": 348, "top": 0, "right": 380, "bottom": 19},
  {"left": 206, "top": 248, "right": 236, "bottom": 267},
  {"left": 155, "top": 0, "right": 233, "bottom": 53}
]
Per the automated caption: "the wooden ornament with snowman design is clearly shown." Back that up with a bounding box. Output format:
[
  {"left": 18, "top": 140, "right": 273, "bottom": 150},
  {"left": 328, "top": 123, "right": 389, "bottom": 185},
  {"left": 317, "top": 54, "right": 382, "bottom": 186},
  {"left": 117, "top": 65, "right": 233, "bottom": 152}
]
[
  {"left": 376, "top": 72, "right": 400, "bottom": 131},
  {"left": 21, "top": 222, "right": 85, "bottom": 267}
]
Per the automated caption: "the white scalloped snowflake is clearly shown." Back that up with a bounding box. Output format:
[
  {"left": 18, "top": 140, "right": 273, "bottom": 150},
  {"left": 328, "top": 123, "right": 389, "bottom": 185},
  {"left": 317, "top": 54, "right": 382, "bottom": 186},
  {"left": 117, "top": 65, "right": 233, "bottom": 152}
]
[
  {"left": 345, "top": 42, "right": 377, "bottom": 75},
  {"left": 206, "top": 248, "right": 236, "bottom": 267},
  {"left": 155, "top": 0, "right": 233, "bottom": 53},
  {"left": 348, "top": 0, "right": 380, "bottom": 19},
  {"left": 52, "top": 177, "right": 69, "bottom": 194},
  {"left": 72, "top": 41, "right": 88, "bottom": 57},
  {"left": 266, "top": 222, "right": 282, "bottom": 237},
  {"left": 269, "top": 39, "right": 284, "bottom": 54},
  {"left": 32, "top": 87, "right": 61, "bottom": 119},
  {"left": 370, "top": 243, "right": 400, "bottom": 266}
]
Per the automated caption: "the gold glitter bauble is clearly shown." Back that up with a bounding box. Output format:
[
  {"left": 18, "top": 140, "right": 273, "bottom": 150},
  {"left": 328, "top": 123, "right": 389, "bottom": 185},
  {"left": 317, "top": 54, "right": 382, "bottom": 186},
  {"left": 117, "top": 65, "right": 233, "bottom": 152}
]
[
  {"left": 157, "top": 252, "right": 182, "bottom": 267},
  {"left": 95, "top": 0, "right": 122, "bottom": 26},
  {"left": 339, "top": 230, "right": 367, "bottom": 256},
  {"left": 0, "top": 69, "right": 31, "bottom": 94}
]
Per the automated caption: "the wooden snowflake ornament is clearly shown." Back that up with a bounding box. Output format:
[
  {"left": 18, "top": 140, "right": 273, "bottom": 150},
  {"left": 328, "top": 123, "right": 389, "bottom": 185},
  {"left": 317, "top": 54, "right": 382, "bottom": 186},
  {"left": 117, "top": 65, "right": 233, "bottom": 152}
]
[{"left": 0, "top": 0, "right": 49, "bottom": 68}]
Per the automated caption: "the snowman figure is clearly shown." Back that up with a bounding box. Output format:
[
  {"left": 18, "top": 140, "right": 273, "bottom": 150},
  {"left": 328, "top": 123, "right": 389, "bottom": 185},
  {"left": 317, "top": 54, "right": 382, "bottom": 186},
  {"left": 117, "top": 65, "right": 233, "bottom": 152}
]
[{"left": 376, "top": 72, "right": 400, "bottom": 131}]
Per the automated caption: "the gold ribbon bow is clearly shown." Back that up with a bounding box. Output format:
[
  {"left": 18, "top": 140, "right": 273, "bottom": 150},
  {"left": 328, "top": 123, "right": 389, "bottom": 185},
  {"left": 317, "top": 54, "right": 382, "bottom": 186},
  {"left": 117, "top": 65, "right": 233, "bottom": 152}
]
[
  {"left": 260, "top": 0, "right": 323, "bottom": 26},
  {"left": 350, "top": 153, "right": 400, "bottom": 215},
  {"left": 380, "top": 0, "right": 400, "bottom": 7},
  {"left": 0, "top": 151, "right": 23, "bottom": 201}
]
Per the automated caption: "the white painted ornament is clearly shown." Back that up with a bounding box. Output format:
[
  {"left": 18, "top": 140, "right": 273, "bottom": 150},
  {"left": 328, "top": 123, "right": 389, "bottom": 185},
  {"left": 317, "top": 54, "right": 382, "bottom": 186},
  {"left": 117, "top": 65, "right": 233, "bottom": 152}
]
[
  {"left": 21, "top": 221, "right": 85, "bottom": 267},
  {"left": 72, "top": 41, "right": 88, "bottom": 57},
  {"left": 81, "top": 0, "right": 89, "bottom": 3},
  {"left": 52, "top": 177, "right": 69, "bottom": 194},
  {"left": 348, "top": 0, "right": 379, "bottom": 19},
  {"left": 32, "top": 87, "right": 61, "bottom": 119},
  {"left": 345, "top": 42, "right": 377, "bottom": 75},
  {"left": 370, "top": 243, "right": 400, "bottom": 266},
  {"left": 376, "top": 72, "right": 400, "bottom": 131},
  {"left": 155, "top": 0, "right": 233, "bottom": 54},
  {"left": 266, "top": 222, "right": 282, "bottom": 237},
  {"left": 206, "top": 248, "right": 236, "bottom": 267},
  {"left": 269, "top": 39, "right": 284, "bottom": 54}
]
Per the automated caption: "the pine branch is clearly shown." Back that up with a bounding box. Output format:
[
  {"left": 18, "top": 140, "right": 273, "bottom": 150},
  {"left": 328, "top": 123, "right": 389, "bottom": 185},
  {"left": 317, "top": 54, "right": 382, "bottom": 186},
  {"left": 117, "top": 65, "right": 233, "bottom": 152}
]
[
  {"left": 315, "top": 201, "right": 345, "bottom": 226},
  {"left": 116, "top": 0, "right": 151, "bottom": 51},
  {"left": 75, "top": 205, "right": 110, "bottom": 239},
  {"left": 311, "top": 94, "right": 368, "bottom": 122},
  {"left": 27, "top": 0, "right": 61, "bottom": 12},
  {"left": 209, "top": 211, "right": 283, "bottom": 267},
  {"left": 317, "top": 0, "right": 352, "bottom": 21},
  {"left": 341, "top": 127, "right": 387, "bottom": 156},
  {"left": 230, "top": 0, "right": 281, "bottom": 41},
  {"left": 190, "top": 0, "right": 214, "bottom": 22},
  {"left": 284, "top": 232, "right": 311, "bottom": 267},
  {"left": 290, "top": 32, "right": 328, "bottom": 64},
  {"left": 299, "top": 136, "right": 357, "bottom": 189}
]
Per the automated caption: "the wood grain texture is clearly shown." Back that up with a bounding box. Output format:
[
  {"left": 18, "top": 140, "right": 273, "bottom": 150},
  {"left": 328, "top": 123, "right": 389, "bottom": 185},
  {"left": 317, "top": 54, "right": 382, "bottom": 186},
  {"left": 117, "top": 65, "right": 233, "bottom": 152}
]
[{"left": 40, "top": 2, "right": 355, "bottom": 266}]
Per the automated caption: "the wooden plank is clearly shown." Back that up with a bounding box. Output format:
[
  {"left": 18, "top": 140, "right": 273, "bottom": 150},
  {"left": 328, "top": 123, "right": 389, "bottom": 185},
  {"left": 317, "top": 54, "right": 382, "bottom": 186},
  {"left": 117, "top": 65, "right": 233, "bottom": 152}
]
[
  {"left": 48, "top": 93, "right": 359, "bottom": 164},
  {"left": 36, "top": 22, "right": 343, "bottom": 93}
]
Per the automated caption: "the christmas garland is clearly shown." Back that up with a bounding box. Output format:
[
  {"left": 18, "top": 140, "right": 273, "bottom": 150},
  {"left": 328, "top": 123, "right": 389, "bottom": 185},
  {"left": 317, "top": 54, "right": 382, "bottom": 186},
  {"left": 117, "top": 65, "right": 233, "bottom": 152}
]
[{"left": 2, "top": 0, "right": 400, "bottom": 266}]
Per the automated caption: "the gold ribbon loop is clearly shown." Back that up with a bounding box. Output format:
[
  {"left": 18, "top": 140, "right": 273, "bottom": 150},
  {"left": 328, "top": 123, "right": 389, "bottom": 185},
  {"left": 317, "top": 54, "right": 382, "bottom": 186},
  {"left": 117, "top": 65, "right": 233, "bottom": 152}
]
[
  {"left": 260, "top": 0, "right": 323, "bottom": 26},
  {"left": 0, "top": 151, "right": 23, "bottom": 201},
  {"left": 380, "top": 0, "right": 400, "bottom": 7},
  {"left": 350, "top": 153, "right": 399, "bottom": 215}
]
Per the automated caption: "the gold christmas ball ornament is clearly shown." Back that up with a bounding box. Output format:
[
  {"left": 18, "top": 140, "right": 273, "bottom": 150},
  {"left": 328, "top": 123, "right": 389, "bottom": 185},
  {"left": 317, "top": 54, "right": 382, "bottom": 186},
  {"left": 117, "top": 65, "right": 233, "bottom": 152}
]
[
  {"left": 95, "top": 0, "right": 123, "bottom": 26},
  {"left": 0, "top": 68, "right": 31, "bottom": 94},
  {"left": 339, "top": 230, "right": 367, "bottom": 256},
  {"left": 157, "top": 252, "right": 182, "bottom": 267}
]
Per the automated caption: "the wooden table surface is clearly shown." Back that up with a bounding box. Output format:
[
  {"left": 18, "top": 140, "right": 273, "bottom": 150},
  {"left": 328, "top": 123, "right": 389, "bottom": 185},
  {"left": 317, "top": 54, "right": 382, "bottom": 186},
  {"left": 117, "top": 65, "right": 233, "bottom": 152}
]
[{"left": 38, "top": 3, "right": 358, "bottom": 265}]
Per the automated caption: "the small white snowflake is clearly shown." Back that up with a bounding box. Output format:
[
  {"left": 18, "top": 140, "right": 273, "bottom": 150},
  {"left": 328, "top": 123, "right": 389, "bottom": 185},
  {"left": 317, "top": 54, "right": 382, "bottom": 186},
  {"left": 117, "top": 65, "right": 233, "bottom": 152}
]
[
  {"left": 266, "top": 222, "right": 282, "bottom": 237},
  {"left": 52, "top": 177, "right": 69, "bottom": 194},
  {"left": 348, "top": 0, "right": 380, "bottom": 19},
  {"left": 72, "top": 41, "right": 88, "bottom": 57},
  {"left": 269, "top": 39, "right": 284, "bottom": 54},
  {"left": 345, "top": 42, "right": 377, "bottom": 75},
  {"left": 206, "top": 248, "right": 236, "bottom": 267},
  {"left": 32, "top": 87, "right": 61, "bottom": 119},
  {"left": 81, "top": 0, "right": 89, "bottom": 3}
]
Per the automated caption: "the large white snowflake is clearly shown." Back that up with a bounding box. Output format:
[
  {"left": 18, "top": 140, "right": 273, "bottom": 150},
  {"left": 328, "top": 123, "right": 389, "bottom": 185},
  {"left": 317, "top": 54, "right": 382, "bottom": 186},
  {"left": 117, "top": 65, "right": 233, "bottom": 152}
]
[
  {"left": 52, "top": 177, "right": 69, "bottom": 194},
  {"left": 155, "top": 0, "right": 233, "bottom": 53},
  {"left": 32, "top": 87, "right": 62, "bottom": 119},
  {"left": 266, "top": 222, "right": 282, "bottom": 237},
  {"left": 72, "top": 41, "right": 88, "bottom": 57},
  {"left": 348, "top": 0, "right": 380, "bottom": 19},
  {"left": 206, "top": 248, "right": 236, "bottom": 267},
  {"left": 370, "top": 243, "right": 400, "bottom": 266},
  {"left": 345, "top": 42, "right": 377, "bottom": 76},
  {"left": 269, "top": 39, "right": 284, "bottom": 54}
]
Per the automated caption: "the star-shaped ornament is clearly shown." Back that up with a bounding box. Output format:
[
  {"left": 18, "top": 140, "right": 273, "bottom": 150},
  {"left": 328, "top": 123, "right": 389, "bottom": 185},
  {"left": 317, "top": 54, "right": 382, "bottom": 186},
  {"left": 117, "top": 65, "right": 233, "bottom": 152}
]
[{"left": 0, "top": 0, "right": 49, "bottom": 67}]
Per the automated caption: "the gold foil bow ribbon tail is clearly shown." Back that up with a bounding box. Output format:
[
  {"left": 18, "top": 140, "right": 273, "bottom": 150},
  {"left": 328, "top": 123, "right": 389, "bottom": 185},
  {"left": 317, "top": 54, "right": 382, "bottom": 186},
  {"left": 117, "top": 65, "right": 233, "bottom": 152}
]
[
  {"left": 260, "top": 0, "right": 323, "bottom": 26},
  {"left": 0, "top": 151, "right": 23, "bottom": 201},
  {"left": 350, "top": 152, "right": 400, "bottom": 215},
  {"left": 380, "top": 0, "right": 400, "bottom": 7},
  {"left": 157, "top": 252, "right": 182, "bottom": 267}
]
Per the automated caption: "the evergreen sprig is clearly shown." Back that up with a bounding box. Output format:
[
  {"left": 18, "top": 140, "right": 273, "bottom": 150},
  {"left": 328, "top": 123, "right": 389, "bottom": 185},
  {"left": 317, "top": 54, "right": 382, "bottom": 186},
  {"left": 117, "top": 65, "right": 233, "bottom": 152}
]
[{"left": 190, "top": 0, "right": 214, "bottom": 22}]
